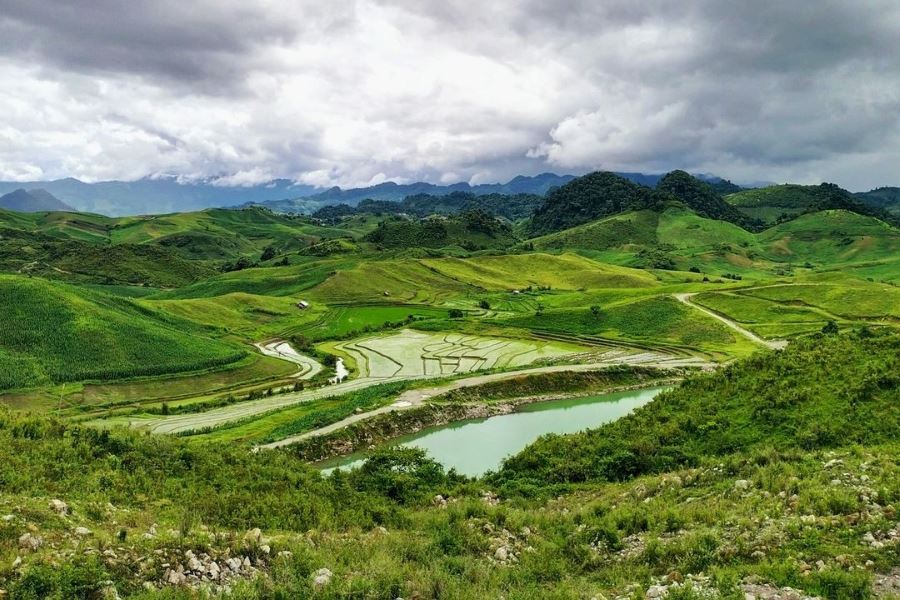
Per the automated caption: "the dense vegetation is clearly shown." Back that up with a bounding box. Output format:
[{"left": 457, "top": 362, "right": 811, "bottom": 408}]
[
  {"left": 314, "top": 191, "right": 543, "bottom": 222},
  {"left": 495, "top": 329, "right": 899, "bottom": 488},
  {"left": 364, "top": 210, "right": 518, "bottom": 250},
  {"left": 529, "top": 171, "right": 659, "bottom": 235},
  {"left": 656, "top": 170, "right": 761, "bottom": 230}
]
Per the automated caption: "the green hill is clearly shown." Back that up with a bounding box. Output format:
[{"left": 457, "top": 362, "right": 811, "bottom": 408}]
[
  {"left": 856, "top": 186, "right": 900, "bottom": 215},
  {"left": 496, "top": 328, "right": 899, "bottom": 486},
  {"left": 0, "top": 206, "right": 358, "bottom": 261},
  {"left": 0, "top": 275, "right": 245, "bottom": 391},
  {"left": 364, "top": 210, "right": 518, "bottom": 250},
  {"left": 727, "top": 183, "right": 897, "bottom": 226},
  {"left": 531, "top": 206, "right": 900, "bottom": 276},
  {"left": 656, "top": 170, "right": 759, "bottom": 229},
  {"left": 529, "top": 171, "right": 657, "bottom": 235}
]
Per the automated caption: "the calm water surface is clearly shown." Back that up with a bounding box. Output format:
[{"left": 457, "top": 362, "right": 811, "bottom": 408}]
[{"left": 319, "top": 386, "right": 667, "bottom": 477}]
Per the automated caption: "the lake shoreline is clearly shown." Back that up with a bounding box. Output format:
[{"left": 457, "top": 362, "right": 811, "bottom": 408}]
[{"left": 282, "top": 377, "right": 681, "bottom": 465}]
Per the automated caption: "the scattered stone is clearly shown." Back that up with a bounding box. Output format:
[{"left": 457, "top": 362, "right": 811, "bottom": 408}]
[
  {"left": 734, "top": 480, "right": 752, "bottom": 491},
  {"left": 49, "top": 499, "right": 69, "bottom": 515},
  {"left": 313, "top": 567, "right": 333, "bottom": 589},
  {"left": 18, "top": 533, "right": 42, "bottom": 551},
  {"left": 11, "top": 557, "right": 21, "bottom": 570},
  {"left": 74, "top": 526, "right": 92, "bottom": 537},
  {"left": 494, "top": 546, "right": 509, "bottom": 562},
  {"left": 433, "top": 495, "right": 448, "bottom": 509},
  {"left": 741, "top": 581, "right": 822, "bottom": 600}
]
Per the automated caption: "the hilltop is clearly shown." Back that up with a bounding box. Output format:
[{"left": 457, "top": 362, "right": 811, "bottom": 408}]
[
  {"left": 529, "top": 170, "right": 758, "bottom": 236},
  {"left": 0, "top": 188, "right": 73, "bottom": 212},
  {"left": 726, "top": 183, "right": 898, "bottom": 227}
]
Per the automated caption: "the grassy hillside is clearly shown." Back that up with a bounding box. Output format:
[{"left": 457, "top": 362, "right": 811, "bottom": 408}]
[
  {"left": 757, "top": 210, "right": 900, "bottom": 266},
  {"left": 496, "top": 295, "right": 747, "bottom": 355},
  {"left": 0, "top": 275, "right": 245, "bottom": 391},
  {"left": 0, "top": 231, "right": 216, "bottom": 287},
  {"left": 0, "top": 332, "right": 898, "bottom": 598},
  {"left": 727, "top": 183, "right": 898, "bottom": 227},
  {"left": 497, "top": 329, "right": 898, "bottom": 486},
  {"left": 0, "top": 206, "right": 359, "bottom": 261},
  {"left": 532, "top": 206, "right": 900, "bottom": 278}
]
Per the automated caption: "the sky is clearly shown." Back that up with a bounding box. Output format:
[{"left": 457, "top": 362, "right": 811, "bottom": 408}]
[{"left": 1, "top": 1, "right": 899, "bottom": 191}]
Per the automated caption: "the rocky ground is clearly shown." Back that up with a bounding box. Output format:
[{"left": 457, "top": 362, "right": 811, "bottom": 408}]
[{"left": 1, "top": 448, "right": 898, "bottom": 598}]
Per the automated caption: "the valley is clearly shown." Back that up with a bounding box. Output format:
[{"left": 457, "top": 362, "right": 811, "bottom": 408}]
[{"left": 0, "top": 169, "right": 898, "bottom": 599}]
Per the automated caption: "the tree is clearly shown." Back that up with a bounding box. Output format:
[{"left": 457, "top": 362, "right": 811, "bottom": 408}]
[
  {"left": 260, "top": 246, "right": 276, "bottom": 261},
  {"left": 590, "top": 305, "right": 603, "bottom": 319},
  {"left": 479, "top": 300, "right": 491, "bottom": 310},
  {"left": 448, "top": 308, "right": 464, "bottom": 319},
  {"left": 822, "top": 320, "right": 839, "bottom": 335}
]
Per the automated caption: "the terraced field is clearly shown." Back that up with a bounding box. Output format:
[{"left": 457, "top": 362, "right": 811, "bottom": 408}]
[
  {"left": 334, "top": 330, "right": 577, "bottom": 378},
  {"left": 114, "top": 330, "right": 582, "bottom": 435}
]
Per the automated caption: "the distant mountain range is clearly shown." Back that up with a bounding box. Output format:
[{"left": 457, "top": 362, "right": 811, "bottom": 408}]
[
  {"left": 0, "top": 177, "right": 317, "bottom": 217},
  {"left": 1, "top": 171, "right": 894, "bottom": 218},
  {"left": 0, "top": 188, "right": 74, "bottom": 212}
]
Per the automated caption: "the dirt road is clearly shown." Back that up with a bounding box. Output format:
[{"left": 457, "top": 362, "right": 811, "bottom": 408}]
[
  {"left": 258, "top": 352, "right": 711, "bottom": 449},
  {"left": 674, "top": 293, "right": 787, "bottom": 350}
]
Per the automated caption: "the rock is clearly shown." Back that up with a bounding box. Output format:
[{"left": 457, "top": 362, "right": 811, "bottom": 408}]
[
  {"left": 313, "top": 567, "right": 333, "bottom": 589},
  {"left": 259, "top": 544, "right": 271, "bottom": 555},
  {"left": 74, "top": 526, "right": 92, "bottom": 537},
  {"left": 187, "top": 555, "right": 202, "bottom": 572},
  {"left": 207, "top": 561, "right": 221, "bottom": 579},
  {"left": 165, "top": 566, "right": 186, "bottom": 586},
  {"left": 244, "top": 528, "right": 263, "bottom": 545},
  {"left": 49, "top": 499, "right": 69, "bottom": 515},
  {"left": 734, "top": 479, "right": 752, "bottom": 491},
  {"left": 800, "top": 515, "right": 816, "bottom": 525},
  {"left": 11, "top": 557, "right": 21, "bottom": 570},
  {"left": 18, "top": 533, "right": 42, "bottom": 551},
  {"left": 2, "top": 514, "right": 14, "bottom": 522},
  {"left": 433, "top": 494, "right": 448, "bottom": 508},
  {"left": 494, "top": 546, "right": 509, "bottom": 561},
  {"left": 646, "top": 585, "right": 668, "bottom": 599}
]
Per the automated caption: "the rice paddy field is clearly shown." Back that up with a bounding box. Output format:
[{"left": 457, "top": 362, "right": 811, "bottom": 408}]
[{"left": 333, "top": 330, "right": 579, "bottom": 378}]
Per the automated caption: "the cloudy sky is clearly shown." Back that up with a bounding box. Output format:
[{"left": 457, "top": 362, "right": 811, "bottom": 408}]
[{"left": 1, "top": 0, "right": 899, "bottom": 191}]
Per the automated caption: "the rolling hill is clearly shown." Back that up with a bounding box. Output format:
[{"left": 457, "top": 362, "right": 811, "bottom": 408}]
[
  {"left": 529, "top": 170, "right": 756, "bottom": 237},
  {"left": 0, "top": 275, "right": 245, "bottom": 392},
  {"left": 726, "top": 182, "right": 898, "bottom": 226},
  {"left": 532, "top": 204, "right": 900, "bottom": 276}
]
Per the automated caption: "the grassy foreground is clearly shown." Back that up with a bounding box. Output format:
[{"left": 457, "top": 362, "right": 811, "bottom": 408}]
[{"left": 0, "top": 329, "right": 898, "bottom": 598}]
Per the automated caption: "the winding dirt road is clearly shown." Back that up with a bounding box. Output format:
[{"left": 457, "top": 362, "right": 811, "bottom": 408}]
[{"left": 674, "top": 293, "right": 787, "bottom": 350}]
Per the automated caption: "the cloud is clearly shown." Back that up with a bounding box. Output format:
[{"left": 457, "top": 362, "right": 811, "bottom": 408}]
[{"left": 0, "top": 0, "right": 899, "bottom": 191}]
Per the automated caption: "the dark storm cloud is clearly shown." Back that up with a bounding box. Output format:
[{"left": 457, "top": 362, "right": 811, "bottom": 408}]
[
  {"left": 0, "top": 0, "right": 898, "bottom": 189},
  {"left": 0, "top": 1, "right": 351, "bottom": 91}
]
